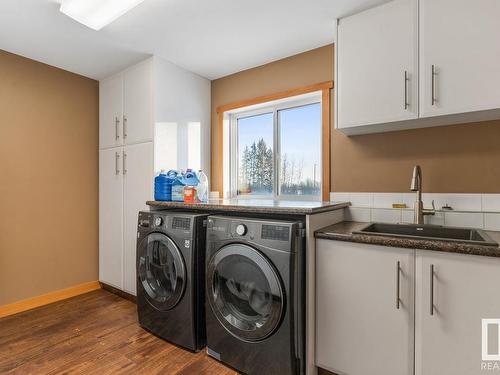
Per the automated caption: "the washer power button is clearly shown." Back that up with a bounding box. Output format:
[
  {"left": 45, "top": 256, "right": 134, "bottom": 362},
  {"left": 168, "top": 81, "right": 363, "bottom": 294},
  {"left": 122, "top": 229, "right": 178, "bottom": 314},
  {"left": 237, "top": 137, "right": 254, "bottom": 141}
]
[{"left": 236, "top": 224, "right": 247, "bottom": 236}]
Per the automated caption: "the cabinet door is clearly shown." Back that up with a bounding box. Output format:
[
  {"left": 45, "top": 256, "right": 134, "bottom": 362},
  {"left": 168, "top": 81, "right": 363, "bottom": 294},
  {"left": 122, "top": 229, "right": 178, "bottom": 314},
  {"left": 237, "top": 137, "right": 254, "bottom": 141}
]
[
  {"left": 123, "top": 60, "right": 153, "bottom": 145},
  {"left": 99, "top": 74, "right": 123, "bottom": 149},
  {"left": 99, "top": 147, "right": 123, "bottom": 289},
  {"left": 420, "top": 0, "right": 500, "bottom": 117},
  {"left": 316, "top": 240, "right": 415, "bottom": 375},
  {"left": 416, "top": 251, "right": 500, "bottom": 375},
  {"left": 123, "top": 142, "right": 153, "bottom": 295},
  {"left": 337, "top": 0, "right": 418, "bottom": 129}
]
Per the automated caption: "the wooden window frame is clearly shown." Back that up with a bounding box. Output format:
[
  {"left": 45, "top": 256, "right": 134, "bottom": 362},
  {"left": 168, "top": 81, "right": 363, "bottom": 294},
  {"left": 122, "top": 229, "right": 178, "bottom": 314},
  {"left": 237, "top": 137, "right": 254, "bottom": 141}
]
[{"left": 216, "top": 81, "right": 333, "bottom": 201}]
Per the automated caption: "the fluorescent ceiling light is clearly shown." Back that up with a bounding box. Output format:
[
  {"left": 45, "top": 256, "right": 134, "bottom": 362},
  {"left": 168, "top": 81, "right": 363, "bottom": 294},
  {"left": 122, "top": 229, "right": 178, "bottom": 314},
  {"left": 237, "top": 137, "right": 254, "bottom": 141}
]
[{"left": 60, "top": 0, "right": 146, "bottom": 31}]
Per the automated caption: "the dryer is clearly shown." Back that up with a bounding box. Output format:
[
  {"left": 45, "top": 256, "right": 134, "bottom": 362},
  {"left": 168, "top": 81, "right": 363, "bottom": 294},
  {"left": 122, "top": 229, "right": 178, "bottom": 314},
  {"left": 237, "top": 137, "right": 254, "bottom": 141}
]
[
  {"left": 205, "top": 215, "right": 305, "bottom": 374},
  {"left": 136, "top": 211, "right": 208, "bottom": 351}
]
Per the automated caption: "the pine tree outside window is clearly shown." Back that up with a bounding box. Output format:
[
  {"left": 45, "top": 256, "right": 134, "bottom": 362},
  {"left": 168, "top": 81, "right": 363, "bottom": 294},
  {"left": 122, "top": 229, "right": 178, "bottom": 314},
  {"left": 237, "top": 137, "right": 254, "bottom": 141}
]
[{"left": 229, "top": 93, "right": 322, "bottom": 200}]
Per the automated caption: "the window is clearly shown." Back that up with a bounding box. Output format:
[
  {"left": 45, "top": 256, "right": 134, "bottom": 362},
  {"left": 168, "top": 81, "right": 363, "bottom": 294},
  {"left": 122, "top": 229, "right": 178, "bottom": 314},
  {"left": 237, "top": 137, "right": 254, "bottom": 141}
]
[{"left": 229, "top": 94, "right": 323, "bottom": 200}]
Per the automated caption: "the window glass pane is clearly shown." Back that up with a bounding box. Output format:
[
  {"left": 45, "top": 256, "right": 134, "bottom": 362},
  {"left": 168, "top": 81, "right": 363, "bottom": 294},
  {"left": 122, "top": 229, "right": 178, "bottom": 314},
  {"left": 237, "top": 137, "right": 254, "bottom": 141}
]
[
  {"left": 237, "top": 113, "right": 274, "bottom": 195},
  {"left": 278, "top": 103, "right": 321, "bottom": 196}
]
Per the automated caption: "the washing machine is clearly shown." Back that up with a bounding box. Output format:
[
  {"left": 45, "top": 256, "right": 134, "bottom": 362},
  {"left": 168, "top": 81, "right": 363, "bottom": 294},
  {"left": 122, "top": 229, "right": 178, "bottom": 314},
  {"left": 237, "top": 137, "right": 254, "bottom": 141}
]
[
  {"left": 205, "top": 215, "right": 305, "bottom": 374},
  {"left": 136, "top": 210, "right": 208, "bottom": 351}
]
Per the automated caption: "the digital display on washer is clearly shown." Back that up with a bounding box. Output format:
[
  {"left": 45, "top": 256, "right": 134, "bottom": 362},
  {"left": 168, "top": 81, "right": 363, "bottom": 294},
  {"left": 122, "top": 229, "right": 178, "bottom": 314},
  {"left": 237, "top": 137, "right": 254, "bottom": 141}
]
[
  {"left": 261, "top": 224, "right": 290, "bottom": 241},
  {"left": 172, "top": 217, "right": 191, "bottom": 230}
]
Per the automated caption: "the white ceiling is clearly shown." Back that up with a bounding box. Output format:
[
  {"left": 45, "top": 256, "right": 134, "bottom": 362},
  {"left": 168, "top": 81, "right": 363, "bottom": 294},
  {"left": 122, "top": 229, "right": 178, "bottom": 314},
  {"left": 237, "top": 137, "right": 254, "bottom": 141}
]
[{"left": 0, "top": 0, "right": 388, "bottom": 80}]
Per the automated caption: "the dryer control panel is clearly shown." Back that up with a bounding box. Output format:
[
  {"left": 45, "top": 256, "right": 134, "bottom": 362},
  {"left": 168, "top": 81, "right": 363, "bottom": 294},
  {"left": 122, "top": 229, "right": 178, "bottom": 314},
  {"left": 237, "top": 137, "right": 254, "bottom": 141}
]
[{"left": 207, "top": 215, "right": 303, "bottom": 253}]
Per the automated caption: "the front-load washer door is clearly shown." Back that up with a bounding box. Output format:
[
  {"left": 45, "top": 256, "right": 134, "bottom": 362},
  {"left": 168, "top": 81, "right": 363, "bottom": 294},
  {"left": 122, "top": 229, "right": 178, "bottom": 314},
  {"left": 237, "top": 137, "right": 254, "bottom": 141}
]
[
  {"left": 138, "top": 233, "right": 186, "bottom": 311},
  {"left": 207, "top": 244, "right": 284, "bottom": 342}
]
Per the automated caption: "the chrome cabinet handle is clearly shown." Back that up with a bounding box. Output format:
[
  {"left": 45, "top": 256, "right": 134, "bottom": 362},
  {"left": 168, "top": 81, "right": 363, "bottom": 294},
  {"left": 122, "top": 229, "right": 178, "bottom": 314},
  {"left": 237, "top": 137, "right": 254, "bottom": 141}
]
[
  {"left": 396, "top": 261, "right": 401, "bottom": 309},
  {"left": 123, "top": 115, "right": 128, "bottom": 139},
  {"left": 115, "top": 152, "right": 120, "bottom": 175},
  {"left": 430, "top": 264, "right": 435, "bottom": 315},
  {"left": 404, "top": 71, "right": 409, "bottom": 110},
  {"left": 115, "top": 117, "right": 120, "bottom": 140},
  {"left": 431, "top": 65, "right": 437, "bottom": 106},
  {"left": 123, "top": 151, "right": 127, "bottom": 174}
]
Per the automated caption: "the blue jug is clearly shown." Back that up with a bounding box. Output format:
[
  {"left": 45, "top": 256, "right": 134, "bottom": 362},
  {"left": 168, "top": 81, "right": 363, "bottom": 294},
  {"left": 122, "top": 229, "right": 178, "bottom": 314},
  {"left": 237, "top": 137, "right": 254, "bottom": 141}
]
[{"left": 154, "top": 170, "right": 178, "bottom": 201}]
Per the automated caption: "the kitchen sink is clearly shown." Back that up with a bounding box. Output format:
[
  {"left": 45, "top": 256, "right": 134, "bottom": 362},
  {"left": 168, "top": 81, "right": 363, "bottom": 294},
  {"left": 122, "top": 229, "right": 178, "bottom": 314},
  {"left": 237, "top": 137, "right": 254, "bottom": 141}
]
[{"left": 353, "top": 223, "right": 498, "bottom": 247}]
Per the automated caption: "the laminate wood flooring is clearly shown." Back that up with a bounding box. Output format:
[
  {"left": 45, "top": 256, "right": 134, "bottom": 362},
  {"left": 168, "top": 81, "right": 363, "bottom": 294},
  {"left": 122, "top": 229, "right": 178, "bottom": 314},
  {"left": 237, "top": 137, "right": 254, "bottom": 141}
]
[{"left": 0, "top": 289, "right": 237, "bottom": 375}]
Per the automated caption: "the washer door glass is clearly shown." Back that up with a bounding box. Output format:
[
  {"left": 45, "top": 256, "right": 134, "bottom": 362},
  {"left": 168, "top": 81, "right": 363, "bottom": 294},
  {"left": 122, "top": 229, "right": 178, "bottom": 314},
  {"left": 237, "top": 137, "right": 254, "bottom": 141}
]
[
  {"left": 207, "top": 244, "right": 284, "bottom": 342},
  {"left": 138, "top": 233, "right": 186, "bottom": 311}
]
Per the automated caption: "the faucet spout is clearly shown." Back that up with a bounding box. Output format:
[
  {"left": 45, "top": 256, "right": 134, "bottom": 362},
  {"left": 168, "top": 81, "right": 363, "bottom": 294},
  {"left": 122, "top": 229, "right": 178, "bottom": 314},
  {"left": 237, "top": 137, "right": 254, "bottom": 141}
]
[
  {"left": 410, "top": 165, "right": 434, "bottom": 224},
  {"left": 410, "top": 165, "right": 421, "bottom": 192}
]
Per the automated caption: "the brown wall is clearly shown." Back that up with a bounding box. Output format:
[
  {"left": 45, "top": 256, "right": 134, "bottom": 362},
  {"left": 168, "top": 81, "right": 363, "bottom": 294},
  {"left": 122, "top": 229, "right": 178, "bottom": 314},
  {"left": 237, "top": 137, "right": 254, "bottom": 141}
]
[
  {"left": 211, "top": 44, "right": 500, "bottom": 194},
  {"left": 0, "top": 50, "right": 99, "bottom": 305}
]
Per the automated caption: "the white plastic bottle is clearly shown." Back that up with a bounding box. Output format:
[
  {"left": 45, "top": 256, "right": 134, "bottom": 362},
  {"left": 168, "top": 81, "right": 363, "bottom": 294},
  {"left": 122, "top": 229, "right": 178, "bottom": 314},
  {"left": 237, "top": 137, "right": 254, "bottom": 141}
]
[{"left": 196, "top": 170, "right": 209, "bottom": 202}]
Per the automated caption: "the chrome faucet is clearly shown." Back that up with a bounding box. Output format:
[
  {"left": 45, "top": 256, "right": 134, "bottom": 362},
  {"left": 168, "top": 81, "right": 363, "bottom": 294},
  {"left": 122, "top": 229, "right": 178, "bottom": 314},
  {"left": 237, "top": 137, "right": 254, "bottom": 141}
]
[{"left": 410, "top": 165, "right": 435, "bottom": 224}]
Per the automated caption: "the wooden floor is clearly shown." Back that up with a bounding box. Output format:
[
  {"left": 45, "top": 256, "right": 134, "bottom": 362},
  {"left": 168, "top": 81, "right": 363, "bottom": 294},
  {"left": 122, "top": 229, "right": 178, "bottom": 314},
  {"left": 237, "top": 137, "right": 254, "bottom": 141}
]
[{"left": 0, "top": 289, "right": 237, "bottom": 374}]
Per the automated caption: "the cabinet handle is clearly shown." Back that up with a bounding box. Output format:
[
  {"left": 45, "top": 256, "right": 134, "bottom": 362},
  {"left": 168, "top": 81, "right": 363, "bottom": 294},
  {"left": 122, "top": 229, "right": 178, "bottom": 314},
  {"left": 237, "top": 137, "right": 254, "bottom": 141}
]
[
  {"left": 429, "top": 264, "right": 435, "bottom": 316},
  {"left": 404, "top": 71, "right": 409, "bottom": 110},
  {"left": 115, "top": 152, "right": 120, "bottom": 175},
  {"left": 115, "top": 117, "right": 120, "bottom": 140},
  {"left": 123, "top": 115, "right": 128, "bottom": 139},
  {"left": 123, "top": 151, "right": 127, "bottom": 174},
  {"left": 396, "top": 261, "right": 401, "bottom": 309},
  {"left": 431, "top": 65, "right": 437, "bottom": 106}
]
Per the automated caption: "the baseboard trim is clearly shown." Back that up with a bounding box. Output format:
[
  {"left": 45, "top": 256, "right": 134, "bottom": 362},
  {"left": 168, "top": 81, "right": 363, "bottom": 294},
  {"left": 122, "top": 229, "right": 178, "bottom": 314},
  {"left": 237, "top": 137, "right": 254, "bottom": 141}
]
[
  {"left": 0, "top": 281, "right": 101, "bottom": 319},
  {"left": 100, "top": 282, "right": 137, "bottom": 304}
]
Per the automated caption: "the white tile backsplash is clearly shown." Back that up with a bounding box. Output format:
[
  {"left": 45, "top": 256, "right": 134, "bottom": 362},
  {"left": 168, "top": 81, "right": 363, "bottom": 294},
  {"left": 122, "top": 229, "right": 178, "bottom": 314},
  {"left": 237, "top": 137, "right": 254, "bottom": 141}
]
[
  {"left": 345, "top": 207, "right": 371, "bottom": 222},
  {"left": 482, "top": 194, "right": 500, "bottom": 212},
  {"left": 335, "top": 192, "right": 500, "bottom": 232},
  {"left": 424, "top": 212, "right": 445, "bottom": 226},
  {"left": 330, "top": 192, "right": 350, "bottom": 202},
  {"left": 373, "top": 193, "right": 402, "bottom": 208},
  {"left": 401, "top": 193, "right": 416, "bottom": 209},
  {"left": 484, "top": 213, "right": 500, "bottom": 231},
  {"left": 422, "top": 193, "right": 482, "bottom": 211},
  {"left": 401, "top": 209, "right": 445, "bottom": 225},
  {"left": 401, "top": 209, "right": 414, "bottom": 224},
  {"left": 371, "top": 208, "right": 401, "bottom": 224},
  {"left": 444, "top": 212, "right": 484, "bottom": 228},
  {"left": 349, "top": 193, "right": 373, "bottom": 207}
]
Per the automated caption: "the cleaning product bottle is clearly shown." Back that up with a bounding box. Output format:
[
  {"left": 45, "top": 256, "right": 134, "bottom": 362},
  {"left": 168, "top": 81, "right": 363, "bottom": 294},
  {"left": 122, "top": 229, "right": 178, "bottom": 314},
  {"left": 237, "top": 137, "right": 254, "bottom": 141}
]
[
  {"left": 196, "top": 170, "right": 209, "bottom": 202},
  {"left": 183, "top": 170, "right": 199, "bottom": 187},
  {"left": 171, "top": 171, "right": 186, "bottom": 202}
]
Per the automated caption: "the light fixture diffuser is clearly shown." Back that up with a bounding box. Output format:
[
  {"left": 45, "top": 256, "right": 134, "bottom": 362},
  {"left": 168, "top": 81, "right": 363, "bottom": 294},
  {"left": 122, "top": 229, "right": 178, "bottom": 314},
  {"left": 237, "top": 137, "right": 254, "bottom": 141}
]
[{"left": 60, "top": 0, "right": 146, "bottom": 31}]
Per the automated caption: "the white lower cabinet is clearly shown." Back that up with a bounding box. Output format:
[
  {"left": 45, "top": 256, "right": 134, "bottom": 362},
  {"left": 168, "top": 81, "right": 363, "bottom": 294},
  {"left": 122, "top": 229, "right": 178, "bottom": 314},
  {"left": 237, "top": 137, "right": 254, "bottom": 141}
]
[
  {"left": 99, "top": 147, "right": 124, "bottom": 289},
  {"left": 415, "top": 250, "right": 500, "bottom": 375},
  {"left": 99, "top": 142, "right": 153, "bottom": 296},
  {"left": 316, "top": 240, "right": 415, "bottom": 375},
  {"left": 316, "top": 239, "right": 500, "bottom": 375}
]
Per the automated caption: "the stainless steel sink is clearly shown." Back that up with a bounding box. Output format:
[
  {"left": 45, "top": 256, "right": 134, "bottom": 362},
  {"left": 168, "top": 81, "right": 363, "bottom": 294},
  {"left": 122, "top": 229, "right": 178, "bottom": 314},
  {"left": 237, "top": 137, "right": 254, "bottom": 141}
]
[{"left": 353, "top": 223, "right": 498, "bottom": 247}]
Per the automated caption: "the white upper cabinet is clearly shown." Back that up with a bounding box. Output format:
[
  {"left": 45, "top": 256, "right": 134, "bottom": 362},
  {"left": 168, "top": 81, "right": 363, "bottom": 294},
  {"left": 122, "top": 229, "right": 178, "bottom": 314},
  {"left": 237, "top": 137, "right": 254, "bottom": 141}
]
[
  {"left": 336, "top": 0, "right": 500, "bottom": 135},
  {"left": 415, "top": 250, "right": 500, "bottom": 375},
  {"left": 99, "top": 74, "right": 123, "bottom": 149},
  {"left": 419, "top": 0, "right": 500, "bottom": 118},
  {"left": 99, "top": 60, "right": 153, "bottom": 149},
  {"left": 316, "top": 240, "right": 415, "bottom": 375},
  {"left": 337, "top": 0, "right": 418, "bottom": 130},
  {"left": 123, "top": 60, "right": 153, "bottom": 145}
]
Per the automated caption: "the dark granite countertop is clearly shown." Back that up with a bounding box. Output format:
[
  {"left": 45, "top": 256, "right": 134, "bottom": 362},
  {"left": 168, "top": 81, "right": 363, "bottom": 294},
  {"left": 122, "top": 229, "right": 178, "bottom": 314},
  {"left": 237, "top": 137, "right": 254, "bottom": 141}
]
[
  {"left": 315, "top": 221, "right": 500, "bottom": 257},
  {"left": 147, "top": 199, "right": 350, "bottom": 215}
]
